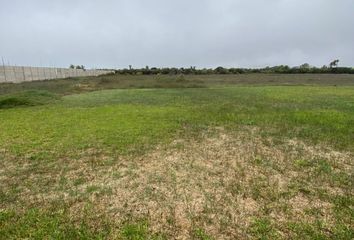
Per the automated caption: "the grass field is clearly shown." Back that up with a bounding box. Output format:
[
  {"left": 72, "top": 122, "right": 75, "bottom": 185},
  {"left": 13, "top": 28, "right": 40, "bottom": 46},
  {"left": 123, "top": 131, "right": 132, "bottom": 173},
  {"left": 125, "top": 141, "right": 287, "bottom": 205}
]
[{"left": 0, "top": 74, "right": 353, "bottom": 239}]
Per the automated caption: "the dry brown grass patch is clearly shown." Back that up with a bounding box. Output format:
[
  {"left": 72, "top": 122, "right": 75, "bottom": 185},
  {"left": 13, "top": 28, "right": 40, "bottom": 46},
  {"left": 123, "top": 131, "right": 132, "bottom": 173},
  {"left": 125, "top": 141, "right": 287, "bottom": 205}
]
[{"left": 1, "top": 127, "right": 353, "bottom": 238}]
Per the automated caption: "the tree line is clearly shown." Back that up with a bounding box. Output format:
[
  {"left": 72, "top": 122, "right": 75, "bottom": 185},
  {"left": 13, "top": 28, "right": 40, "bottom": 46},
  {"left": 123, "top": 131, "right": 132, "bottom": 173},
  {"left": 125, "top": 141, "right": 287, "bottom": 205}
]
[{"left": 113, "top": 60, "right": 353, "bottom": 75}]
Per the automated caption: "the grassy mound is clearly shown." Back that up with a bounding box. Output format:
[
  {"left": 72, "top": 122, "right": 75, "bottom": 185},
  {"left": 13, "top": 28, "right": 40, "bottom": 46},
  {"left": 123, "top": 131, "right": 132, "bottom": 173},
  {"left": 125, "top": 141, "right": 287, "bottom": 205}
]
[{"left": 0, "top": 90, "right": 58, "bottom": 109}]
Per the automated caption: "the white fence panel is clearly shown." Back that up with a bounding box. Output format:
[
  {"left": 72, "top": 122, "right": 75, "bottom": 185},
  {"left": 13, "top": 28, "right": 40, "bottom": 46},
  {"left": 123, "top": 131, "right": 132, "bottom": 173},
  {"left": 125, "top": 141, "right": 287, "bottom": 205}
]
[{"left": 0, "top": 66, "right": 113, "bottom": 83}]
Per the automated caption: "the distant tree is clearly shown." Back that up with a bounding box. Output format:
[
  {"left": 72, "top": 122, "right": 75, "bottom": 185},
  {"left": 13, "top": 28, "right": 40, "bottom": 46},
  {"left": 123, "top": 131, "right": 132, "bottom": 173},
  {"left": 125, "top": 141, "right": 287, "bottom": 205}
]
[
  {"left": 161, "top": 68, "right": 170, "bottom": 74},
  {"left": 329, "top": 59, "right": 339, "bottom": 68},
  {"left": 75, "top": 65, "right": 85, "bottom": 70},
  {"left": 300, "top": 63, "right": 310, "bottom": 69},
  {"left": 269, "top": 65, "right": 290, "bottom": 73},
  {"left": 169, "top": 68, "right": 178, "bottom": 74},
  {"left": 70, "top": 64, "right": 85, "bottom": 70},
  {"left": 215, "top": 66, "right": 229, "bottom": 74}
]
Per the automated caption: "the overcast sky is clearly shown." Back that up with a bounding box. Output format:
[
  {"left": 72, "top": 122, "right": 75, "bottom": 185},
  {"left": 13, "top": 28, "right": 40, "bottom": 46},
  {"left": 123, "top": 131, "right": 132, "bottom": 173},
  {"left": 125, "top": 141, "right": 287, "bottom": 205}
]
[{"left": 1, "top": 0, "right": 353, "bottom": 69}]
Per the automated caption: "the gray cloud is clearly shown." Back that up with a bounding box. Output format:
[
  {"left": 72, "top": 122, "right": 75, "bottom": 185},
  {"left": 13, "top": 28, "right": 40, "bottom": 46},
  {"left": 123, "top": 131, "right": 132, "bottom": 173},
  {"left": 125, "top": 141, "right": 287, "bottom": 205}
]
[{"left": 1, "top": 0, "right": 353, "bottom": 68}]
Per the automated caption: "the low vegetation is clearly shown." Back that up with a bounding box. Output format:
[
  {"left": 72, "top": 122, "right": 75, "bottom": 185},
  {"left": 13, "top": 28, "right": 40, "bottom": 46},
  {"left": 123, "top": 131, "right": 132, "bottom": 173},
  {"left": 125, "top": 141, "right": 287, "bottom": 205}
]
[
  {"left": 0, "top": 90, "right": 58, "bottom": 109},
  {"left": 0, "top": 74, "right": 353, "bottom": 239},
  {"left": 113, "top": 61, "right": 353, "bottom": 75}
]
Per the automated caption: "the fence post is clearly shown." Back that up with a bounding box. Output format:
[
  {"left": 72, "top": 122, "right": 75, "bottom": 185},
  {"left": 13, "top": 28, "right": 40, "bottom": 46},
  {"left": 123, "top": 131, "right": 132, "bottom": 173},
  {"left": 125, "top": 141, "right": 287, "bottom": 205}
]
[
  {"left": 22, "top": 66, "right": 26, "bottom": 81},
  {"left": 13, "top": 65, "right": 16, "bottom": 82},
  {"left": 30, "top": 67, "right": 34, "bottom": 81},
  {"left": 1, "top": 57, "right": 7, "bottom": 82}
]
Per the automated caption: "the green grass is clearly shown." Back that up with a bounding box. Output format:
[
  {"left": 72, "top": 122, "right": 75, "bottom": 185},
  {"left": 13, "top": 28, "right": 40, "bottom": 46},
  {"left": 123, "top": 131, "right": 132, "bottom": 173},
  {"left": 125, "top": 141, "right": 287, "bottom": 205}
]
[
  {"left": 0, "top": 208, "right": 108, "bottom": 240},
  {"left": 0, "top": 90, "right": 58, "bottom": 109},
  {"left": 1, "top": 76, "right": 353, "bottom": 239},
  {"left": 249, "top": 218, "right": 279, "bottom": 240},
  {"left": 194, "top": 228, "right": 214, "bottom": 240},
  {"left": 1, "top": 86, "right": 354, "bottom": 158}
]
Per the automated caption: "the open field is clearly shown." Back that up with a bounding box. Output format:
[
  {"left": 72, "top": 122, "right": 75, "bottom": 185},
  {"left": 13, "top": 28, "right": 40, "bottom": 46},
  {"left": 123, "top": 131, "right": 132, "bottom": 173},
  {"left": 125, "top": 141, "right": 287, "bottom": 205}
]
[
  {"left": 1, "top": 74, "right": 354, "bottom": 96},
  {"left": 0, "top": 74, "right": 353, "bottom": 239}
]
